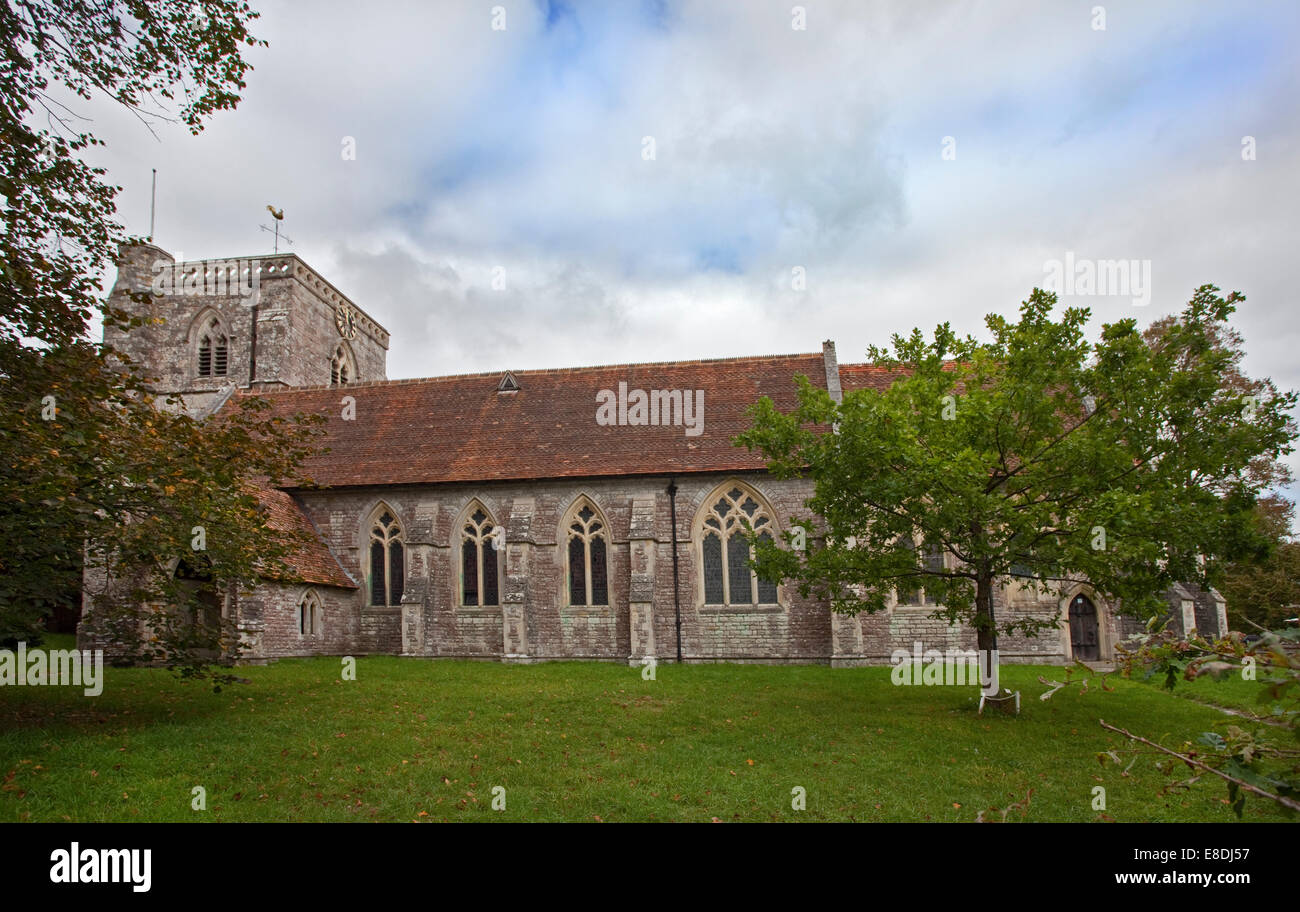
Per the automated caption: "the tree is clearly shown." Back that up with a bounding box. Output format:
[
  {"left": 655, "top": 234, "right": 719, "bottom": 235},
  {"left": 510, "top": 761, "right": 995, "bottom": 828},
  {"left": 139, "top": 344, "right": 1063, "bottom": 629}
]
[
  {"left": 737, "top": 287, "right": 1297, "bottom": 662},
  {"left": 1143, "top": 311, "right": 1294, "bottom": 493},
  {"left": 1215, "top": 498, "right": 1300, "bottom": 630},
  {"left": 1141, "top": 311, "right": 1300, "bottom": 630},
  {"left": 1, "top": 0, "right": 265, "bottom": 347},
  {"left": 1, "top": 339, "right": 324, "bottom": 672},
  {"left": 0, "top": 2, "right": 325, "bottom": 677}
]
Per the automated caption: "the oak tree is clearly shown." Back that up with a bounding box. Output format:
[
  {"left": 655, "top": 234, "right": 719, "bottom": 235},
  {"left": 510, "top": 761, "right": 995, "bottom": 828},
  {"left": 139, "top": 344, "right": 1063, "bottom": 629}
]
[{"left": 738, "top": 287, "right": 1296, "bottom": 660}]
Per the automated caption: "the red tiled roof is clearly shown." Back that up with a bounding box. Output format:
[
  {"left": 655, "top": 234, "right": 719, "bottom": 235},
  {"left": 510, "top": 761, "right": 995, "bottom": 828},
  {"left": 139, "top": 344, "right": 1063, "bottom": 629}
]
[
  {"left": 230, "top": 353, "right": 830, "bottom": 488},
  {"left": 838, "top": 363, "right": 904, "bottom": 393},
  {"left": 256, "top": 487, "right": 357, "bottom": 589}
]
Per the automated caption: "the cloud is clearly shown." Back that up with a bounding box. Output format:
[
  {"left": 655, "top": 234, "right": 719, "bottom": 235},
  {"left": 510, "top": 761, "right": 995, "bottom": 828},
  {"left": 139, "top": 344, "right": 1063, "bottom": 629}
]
[{"left": 73, "top": 0, "right": 1300, "bottom": 507}]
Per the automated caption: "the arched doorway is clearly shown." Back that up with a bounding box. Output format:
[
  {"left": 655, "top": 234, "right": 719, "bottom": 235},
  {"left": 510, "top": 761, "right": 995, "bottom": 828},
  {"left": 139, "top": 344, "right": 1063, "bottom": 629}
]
[
  {"left": 176, "top": 557, "right": 222, "bottom": 659},
  {"left": 1068, "top": 594, "right": 1100, "bottom": 661}
]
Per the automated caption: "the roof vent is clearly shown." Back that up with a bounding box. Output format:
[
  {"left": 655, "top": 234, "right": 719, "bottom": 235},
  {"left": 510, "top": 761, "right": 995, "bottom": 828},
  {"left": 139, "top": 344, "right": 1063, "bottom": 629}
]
[{"left": 497, "top": 371, "right": 520, "bottom": 393}]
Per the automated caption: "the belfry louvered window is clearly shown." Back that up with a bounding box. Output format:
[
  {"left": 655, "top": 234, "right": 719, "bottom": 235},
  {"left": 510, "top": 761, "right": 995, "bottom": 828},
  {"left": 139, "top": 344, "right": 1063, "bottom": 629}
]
[
  {"left": 368, "top": 510, "right": 404, "bottom": 607},
  {"left": 461, "top": 505, "right": 500, "bottom": 607},
  {"left": 699, "top": 485, "right": 779, "bottom": 607},
  {"left": 198, "top": 316, "right": 228, "bottom": 377},
  {"left": 565, "top": 499, "right": 609, "bottom": 606}
]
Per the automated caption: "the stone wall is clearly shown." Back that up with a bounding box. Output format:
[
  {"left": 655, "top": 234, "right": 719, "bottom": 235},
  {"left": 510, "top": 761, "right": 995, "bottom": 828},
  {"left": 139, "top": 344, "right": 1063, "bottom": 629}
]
[
  {"left": 267, "top": 474, "right": 1119, "bottom": 666},
  {"left": 832, "top": 576, "right": 1112, "bottom": 667},
  {"left": 236, "top": 582, "right": 361, "bottom": 660},
  {"left": 285, "top": 474, "right": 834, "bottom": 663},
  {"left": 79, "top": 465, "right": 1162, "bottom": 667}
]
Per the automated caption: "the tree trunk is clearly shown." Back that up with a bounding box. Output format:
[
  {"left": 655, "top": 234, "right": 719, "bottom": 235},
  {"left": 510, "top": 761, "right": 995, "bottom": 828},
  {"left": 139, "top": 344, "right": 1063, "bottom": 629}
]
[
  {"left": 975, "top": 566, "right": 1001, "bottom": 697},
  {"left": 975, "top": 567, "right": 997, "bottom": 655}
]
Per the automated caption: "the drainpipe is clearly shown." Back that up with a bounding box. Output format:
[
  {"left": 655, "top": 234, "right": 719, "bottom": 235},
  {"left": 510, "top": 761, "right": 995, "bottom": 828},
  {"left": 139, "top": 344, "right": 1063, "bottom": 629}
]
[{"left": 667, "top": 478, "right": 683, "bottom": 663}]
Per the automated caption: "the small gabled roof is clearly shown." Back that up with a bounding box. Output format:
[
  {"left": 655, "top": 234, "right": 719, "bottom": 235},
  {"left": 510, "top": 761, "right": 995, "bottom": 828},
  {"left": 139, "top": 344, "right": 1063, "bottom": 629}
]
[{"left": 257, "top": 487, "right": 357, "bottom": 589}]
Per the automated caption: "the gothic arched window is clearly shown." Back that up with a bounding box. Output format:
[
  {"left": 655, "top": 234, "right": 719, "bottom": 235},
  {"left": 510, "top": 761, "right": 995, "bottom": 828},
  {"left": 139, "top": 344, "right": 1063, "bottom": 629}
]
[
  {"left": 298, "top": 589, "right": 323, "bottom": 636},
  {"left": 564, "top": 498, "right": 608, "bottom": 606},
  {"left": 894, "top": 537, "right": 945, "bottom": 606},
  {"left": 698, "top": 484, "right": 779, "bottom": 607},
  {"left": 460, "top": 503, "right": 500, "bottom": 607},
  {"left": 197, "top": 315, "right": 228, "bottom": 378},
  {"left": 331, "top": 342, "right": 356, "bottom": 386},
  {"left": 368, "top": 508, "right": 404, "bottom": 607}
]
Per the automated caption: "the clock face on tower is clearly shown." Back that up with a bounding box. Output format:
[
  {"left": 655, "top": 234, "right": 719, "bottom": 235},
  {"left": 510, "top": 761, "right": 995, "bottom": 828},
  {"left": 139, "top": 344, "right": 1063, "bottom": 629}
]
[{"left": 335, "top": 302, "right": 358, "bottom": 340}]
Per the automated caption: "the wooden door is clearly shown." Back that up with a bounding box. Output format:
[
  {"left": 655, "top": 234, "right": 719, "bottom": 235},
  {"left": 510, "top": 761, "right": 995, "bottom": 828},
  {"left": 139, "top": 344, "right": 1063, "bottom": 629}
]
[{"left": 1069, "top": 594, "right": 1100, "bottom": 661}]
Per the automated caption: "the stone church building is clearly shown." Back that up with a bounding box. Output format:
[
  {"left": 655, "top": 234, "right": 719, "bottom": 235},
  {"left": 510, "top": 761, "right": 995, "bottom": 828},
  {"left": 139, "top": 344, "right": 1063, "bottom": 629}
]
[{"left": 86, "top": 244, "right": 1229, "bottom": 666}]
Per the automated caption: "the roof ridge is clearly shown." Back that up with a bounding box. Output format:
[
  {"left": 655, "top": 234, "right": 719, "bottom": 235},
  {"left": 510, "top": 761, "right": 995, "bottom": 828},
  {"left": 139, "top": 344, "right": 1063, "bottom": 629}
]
[
  {"left": 235, "top": 351, "right": 825, "bottom": 395},
  {"left": 839, "top": 361, "right": 959, "bottom": 370}
]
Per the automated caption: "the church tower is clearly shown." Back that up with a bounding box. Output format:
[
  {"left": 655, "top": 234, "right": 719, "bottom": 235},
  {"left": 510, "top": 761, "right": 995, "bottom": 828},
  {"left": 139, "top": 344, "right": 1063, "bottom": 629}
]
[{"left": 105, "top": 243, "right": 389, "bottom": 414}]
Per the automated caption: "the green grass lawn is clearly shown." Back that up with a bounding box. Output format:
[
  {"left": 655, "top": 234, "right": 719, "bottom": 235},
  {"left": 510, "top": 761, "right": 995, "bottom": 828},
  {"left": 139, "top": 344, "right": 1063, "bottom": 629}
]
[
  {"left": 0, "top": 658, "right": 1284, "bottom": 822},
  {"left": 1131, "top": 665, "right": 1292, "bottom": 718}
]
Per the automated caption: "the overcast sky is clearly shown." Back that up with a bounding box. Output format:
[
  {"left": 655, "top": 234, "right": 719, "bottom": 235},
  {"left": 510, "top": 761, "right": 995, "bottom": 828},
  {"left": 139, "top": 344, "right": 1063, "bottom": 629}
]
[{"left": 81, "top": 0, "right": 1300, "bottom": 504}]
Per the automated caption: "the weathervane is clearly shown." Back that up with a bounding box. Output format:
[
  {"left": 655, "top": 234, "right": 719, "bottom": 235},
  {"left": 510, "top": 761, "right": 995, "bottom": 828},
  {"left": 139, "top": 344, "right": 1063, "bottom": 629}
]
[{"left": 260, "top": 204, "right": 294, "bottom": 254}]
